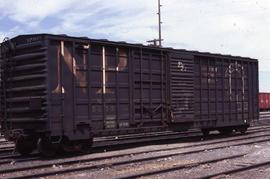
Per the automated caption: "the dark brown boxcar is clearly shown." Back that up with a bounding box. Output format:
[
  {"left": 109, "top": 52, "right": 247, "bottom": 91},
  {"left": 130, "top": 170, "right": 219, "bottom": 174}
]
[{"left": 0, "top": 34, "right": 259, "bottom": 155}]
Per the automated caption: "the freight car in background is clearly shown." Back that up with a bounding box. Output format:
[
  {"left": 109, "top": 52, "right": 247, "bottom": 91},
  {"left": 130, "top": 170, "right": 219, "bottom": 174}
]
[
  {"left": 259, "top": 93, "right": 270, "bottom": 111},
  {"left": 0, "top": 34, "right": 259, "bottom": 156}
]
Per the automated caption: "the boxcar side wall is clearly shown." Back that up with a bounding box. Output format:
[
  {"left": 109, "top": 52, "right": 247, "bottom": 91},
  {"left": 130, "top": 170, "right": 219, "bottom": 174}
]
[
  {"left": 193, "top": 55, "right": 259, "bottom": 129},
  {"left": 47, "top": 37, "right": 169, "bottom": 140}
]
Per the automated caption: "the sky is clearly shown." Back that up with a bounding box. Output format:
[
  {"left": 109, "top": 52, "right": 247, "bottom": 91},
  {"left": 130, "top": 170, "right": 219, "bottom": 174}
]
[{"left": 0, "top": 0, "right": 269, "bottom": 91}]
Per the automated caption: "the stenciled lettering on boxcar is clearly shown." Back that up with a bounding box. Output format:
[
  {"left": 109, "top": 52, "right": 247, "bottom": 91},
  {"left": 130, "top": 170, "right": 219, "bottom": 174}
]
[
  {"left": 117, "top": 48, "right": 128, "bottom": 71},
  {"left": 177, "top": 61, "right": 187, "bottom": 72},
  {"left": 207, "top": 66, "right": 217, "bottom": 84},
  {"left": 52, "top": 41, "right": 65, "bottom": 94},
  {"left": 96, "top": 47, "right": 128, "bottom": 95},
  {"left": 91, "top": 46, "right": 130, "bottom": 129},
  {"left": 26, "top": 36, "right": 42, "bottom": 44},
  {"left": 52, "top": 41, "right": 89, "bottom": 94},
  {"left": 225, "top": 61, "right": 245, "bottom": 101}
]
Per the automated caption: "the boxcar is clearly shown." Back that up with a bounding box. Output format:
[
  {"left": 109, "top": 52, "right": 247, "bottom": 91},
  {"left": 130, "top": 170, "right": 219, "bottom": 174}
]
[
  {"left": 259, "top": 93, "right": 270, "bottom": 111},
  {"left": 0, "top": 34, "right": 259, "bottom": 155}
]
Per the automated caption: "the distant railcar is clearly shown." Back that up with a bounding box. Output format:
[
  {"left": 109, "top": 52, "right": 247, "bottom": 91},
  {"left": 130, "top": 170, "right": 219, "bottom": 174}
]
[
  {"left": 0, "top": 34, "right": 259, "bottom": 155},
  {"left": 259, "top": 93, "right": 270, "bottom": 111}
]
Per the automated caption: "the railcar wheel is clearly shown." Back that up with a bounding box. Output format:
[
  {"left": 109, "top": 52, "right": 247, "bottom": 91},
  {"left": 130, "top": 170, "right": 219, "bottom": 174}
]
[
  {"left": 202, "top": 129, "right": 210, "bottom": 136},
  {"left": 239, "top": 127, "right": 248, "bottom": 134},
  {"left": 16, "top": 136, "right": 35, "bottom": 156},
  {"left": 37, "top": 137, "right": 58, "bottom": 157},
  {"left": 78, "top": 138, "right": 93, "bottom": 153},
  {"left": 61, "top": 138, "right": 93, "bottom": 153},
  {"left": 60, "top": 137, "right": 74, "bottom": 153},
  {"left": 218, "top": 129, "right": 233, "bottom": 135}
]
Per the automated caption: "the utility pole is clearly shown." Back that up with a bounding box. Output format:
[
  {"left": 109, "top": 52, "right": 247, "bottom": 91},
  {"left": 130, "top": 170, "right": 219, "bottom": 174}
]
[
  {"left": 158, "top": 0, "right": 162, "bottom": 47},
  {"left": 147, "top": 0, "right": 163, "bottom": 47}
]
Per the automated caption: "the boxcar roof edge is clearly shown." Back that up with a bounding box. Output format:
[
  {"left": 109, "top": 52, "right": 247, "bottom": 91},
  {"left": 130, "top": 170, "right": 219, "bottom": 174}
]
[{"left": 10, "top": 33, "right": 258, "bottom": 63}]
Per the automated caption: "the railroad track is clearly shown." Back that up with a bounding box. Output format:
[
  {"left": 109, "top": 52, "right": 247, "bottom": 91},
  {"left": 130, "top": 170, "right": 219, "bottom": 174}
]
[
  {"left": 259, "top": 111, "right": 270, "bottom": 119},
  {"left": 119, "top": 154, "right": 248, "bottom": 179},
  {"left": 254, "top": 118, "right": 270, "bottom": 126},
  {"left": 0, "top": 145, "right": 14, "bottom": 152},
  {"left": 198, "top": 161, "right": 270, "bottom": 179},
  {"left": 0, "top": 126, "right": 267, "bottom": 164},
  {"left": 0, "top": 112, "right": 268, "bottom": 155},
  {"left": 0, "top": 117, "right": 269, "bottom": 178},
  {"left": 0, "top": 130, "right": 201, "bottom": 159},
  {"left": 0, "top": 142, "right": 15, "bottom": 155},
  {"left": 0, "top": 124, "right": 269, "bottom": 159},
  {"left": 0, "top": 138, "right": 14, "bottom": 148},
  {"left": 0, "top": 138, "right": 7, "bottom": 143},
  {"left": 250, "top": 112, "right": 270, "bottom": 126},
  {"left": 110, "top": 132, "right": 270, "bottom": 179},
  {"left": 120, "top": 146, "right": 270, "bottom": 179},
  {"left": 0, "top": 124, "right": 270, "bottom": 161},
  {"left": 0, "top": 141, "right": 13, "bottom": 145},
  {"left": 2, "top": 125, "right": 270, "bottom": 179}
]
